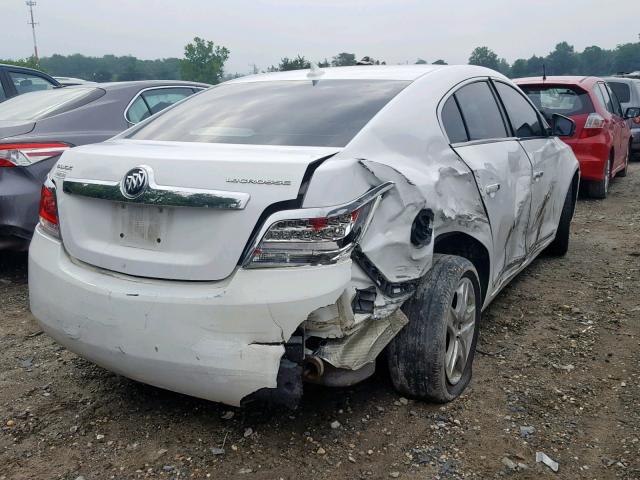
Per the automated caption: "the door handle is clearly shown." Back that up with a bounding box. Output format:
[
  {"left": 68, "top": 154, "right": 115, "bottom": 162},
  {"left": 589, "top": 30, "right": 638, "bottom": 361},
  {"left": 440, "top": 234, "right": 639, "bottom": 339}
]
[
  {"left": 485, "top": 183, "right": 501, "bottom": 197},
  {"left": 533, "top": 171, "right": 544, "bottom": 181}
]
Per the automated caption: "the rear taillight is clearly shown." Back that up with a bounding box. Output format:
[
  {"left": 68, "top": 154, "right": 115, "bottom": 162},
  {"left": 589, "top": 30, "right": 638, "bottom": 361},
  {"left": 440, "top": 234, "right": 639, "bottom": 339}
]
[
  {"left": 584, "top": 113, "right": 605, "bottom": 129},
  {"left": 0, "top": 142, "right": 70, "bottom": 167},
  {"left": 579, "top": 113, "right": 606, "bottom": 139},
  {"left": 38, "top": 183, "right": 60, "bottom": 239},
  {"left": 244, "top": 183, "right": 393, "bottom": 268}
]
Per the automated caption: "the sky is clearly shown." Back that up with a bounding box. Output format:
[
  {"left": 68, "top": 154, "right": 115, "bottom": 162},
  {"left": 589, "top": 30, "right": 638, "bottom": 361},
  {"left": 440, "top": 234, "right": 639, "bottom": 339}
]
[{"left": 2, "top": 0, "right": 639, "bottom": 74}]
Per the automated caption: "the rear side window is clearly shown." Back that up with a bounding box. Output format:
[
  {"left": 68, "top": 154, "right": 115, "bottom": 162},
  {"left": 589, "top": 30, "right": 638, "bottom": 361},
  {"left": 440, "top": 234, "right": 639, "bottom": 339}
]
[
  {"left": 8, "top": 71, "right": 56, "bottom": 94},
  {"left": 519, "top": 85, "right": 595, "bottom": 117},
  {"left": 604, "top": 84, "right": 623, "bottom": 117},
  {"left": 128, "top": 80, "right": 410, "bottom": 147},
  {"left": 126, "top": 87, "right": 196, "bottom": 124},
  {"left": 441, "top": 96, "right": 468, "bottom": 143},
  {"left": 596, "top": 83, "right": 614, "bottom": 113},
  {"left": 495, "top": 82, "right": 544, "bottom": 138},
  {"left": 0, "top": 81, "right": 6, "bottom": 101},
  {"left": 0, "top": 87, "right": 104, "bottom": 121},
  {"left": 607, "top": 81, "right": 630, "bottom": 104},
  {"left": 454, "top": 82, "right": 507, "bottom": 141}
]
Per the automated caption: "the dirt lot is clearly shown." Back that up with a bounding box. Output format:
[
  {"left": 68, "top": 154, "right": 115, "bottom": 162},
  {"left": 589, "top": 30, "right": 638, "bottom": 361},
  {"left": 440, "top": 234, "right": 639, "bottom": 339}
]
[{"left": 1, "top": 164, "right": 639, "bottom": 480}]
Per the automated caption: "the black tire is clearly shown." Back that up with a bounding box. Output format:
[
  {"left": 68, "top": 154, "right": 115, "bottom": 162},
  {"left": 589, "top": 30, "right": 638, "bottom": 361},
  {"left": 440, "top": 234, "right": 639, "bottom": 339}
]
[
  {"left": 545, "top": 183, "right": 574, "bottom": 256},
  {"left": 586, "top": 154, "right": 611, "bottom": 199},
  {"left": 617, "top": 143, "right": 630, "bottom": 177},
  {"left": 387, "top": 254, "right": 481, "bottom": 403}
]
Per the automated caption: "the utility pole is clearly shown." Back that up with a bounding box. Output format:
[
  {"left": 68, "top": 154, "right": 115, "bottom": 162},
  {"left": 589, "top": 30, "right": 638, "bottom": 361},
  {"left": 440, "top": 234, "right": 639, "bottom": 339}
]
[{"left": 26, "top": 1, "right": 39, "bottom": 63}]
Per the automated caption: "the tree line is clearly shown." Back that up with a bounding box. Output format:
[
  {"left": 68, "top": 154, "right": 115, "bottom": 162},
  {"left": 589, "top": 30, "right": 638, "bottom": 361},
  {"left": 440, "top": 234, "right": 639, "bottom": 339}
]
[{"left": 2, "top": 38, "right": 638, "bottom": 85}]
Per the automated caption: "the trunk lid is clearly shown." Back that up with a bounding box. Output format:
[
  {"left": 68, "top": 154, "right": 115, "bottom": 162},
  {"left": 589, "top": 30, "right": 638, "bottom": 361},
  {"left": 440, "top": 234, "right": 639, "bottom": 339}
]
[
  {"left": 55, "top": 139, "right": 339, "bottom": 281},
  {"left": 0, "top": 121, "right": 36, "bottom": 140}
]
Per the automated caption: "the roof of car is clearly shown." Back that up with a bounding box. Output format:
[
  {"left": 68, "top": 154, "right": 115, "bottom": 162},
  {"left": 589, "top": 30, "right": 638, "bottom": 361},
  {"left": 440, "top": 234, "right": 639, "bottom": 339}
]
[
  {"left": 227, "top": 65, "right": 457, "bottom": 83},
  {"left": 514, "top": 76, "right": 602, "bottom": 87},
  {"left": 95, "top": 80, "right": 210, "bottom": 90}
]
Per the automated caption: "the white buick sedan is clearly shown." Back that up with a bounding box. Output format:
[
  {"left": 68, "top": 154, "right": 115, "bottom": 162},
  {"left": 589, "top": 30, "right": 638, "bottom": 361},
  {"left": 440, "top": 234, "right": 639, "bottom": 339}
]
[{"left": 29, "top": 65, "right": 579, "bottom": 407}]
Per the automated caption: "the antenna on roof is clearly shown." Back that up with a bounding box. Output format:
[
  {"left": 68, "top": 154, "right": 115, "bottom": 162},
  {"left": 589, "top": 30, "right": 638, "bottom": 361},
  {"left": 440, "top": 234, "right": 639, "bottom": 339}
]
[{"left": 542, "top": 64, "right": 547, "bottom": 82}]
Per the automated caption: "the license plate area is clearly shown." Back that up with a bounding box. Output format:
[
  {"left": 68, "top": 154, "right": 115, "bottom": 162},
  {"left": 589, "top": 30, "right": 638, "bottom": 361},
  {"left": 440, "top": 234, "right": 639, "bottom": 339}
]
[{"left": 114, "top": 203, "right": 170, "bottom": 250}]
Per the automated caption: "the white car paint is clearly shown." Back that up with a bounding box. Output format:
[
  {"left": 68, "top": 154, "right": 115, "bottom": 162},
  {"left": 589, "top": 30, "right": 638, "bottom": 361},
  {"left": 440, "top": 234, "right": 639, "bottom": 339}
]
[{"left": 29, "top": 65, "right": 579, "bottom": 406}]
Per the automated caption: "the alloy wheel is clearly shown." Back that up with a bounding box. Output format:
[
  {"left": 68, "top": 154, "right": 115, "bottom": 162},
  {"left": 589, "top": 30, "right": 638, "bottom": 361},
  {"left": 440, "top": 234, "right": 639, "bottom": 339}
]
[{"left": 445, "top": 277, "right": 476, "bottom": 385}]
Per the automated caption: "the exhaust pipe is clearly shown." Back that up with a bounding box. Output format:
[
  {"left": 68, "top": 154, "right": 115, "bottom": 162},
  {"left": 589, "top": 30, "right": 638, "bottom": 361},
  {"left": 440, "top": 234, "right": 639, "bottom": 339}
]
[{"left": 303, "top": 356, "right": 325, "bottom": 381}]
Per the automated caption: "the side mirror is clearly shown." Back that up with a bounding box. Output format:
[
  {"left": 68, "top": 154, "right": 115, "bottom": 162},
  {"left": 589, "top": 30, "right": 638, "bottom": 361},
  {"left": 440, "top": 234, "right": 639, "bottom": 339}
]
[
  {"left": 551, "top": 113, "right": 576, "bottom": 137},
  {"left": 624, "top": 107, "right": 640, "bottom": 119}
]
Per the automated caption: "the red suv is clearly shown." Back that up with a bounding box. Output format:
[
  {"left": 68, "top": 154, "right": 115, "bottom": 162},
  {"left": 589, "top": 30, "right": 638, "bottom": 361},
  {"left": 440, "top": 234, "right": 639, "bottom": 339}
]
[{"left": 515, "top": 76, "right": 631, "bottom": 199}]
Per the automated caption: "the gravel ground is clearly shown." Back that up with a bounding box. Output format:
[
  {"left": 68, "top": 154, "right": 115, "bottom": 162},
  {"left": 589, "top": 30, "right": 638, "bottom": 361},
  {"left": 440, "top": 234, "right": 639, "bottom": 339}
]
[{"left": 1, "top": 163, "right": 639, "bottom": 480}]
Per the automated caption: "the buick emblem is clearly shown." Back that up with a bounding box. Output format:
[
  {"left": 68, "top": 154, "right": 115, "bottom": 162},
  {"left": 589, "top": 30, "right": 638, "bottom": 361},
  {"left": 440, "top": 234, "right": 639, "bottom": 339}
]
[{"left": 121, "top": 167, "right": 149, "bottom": 199}]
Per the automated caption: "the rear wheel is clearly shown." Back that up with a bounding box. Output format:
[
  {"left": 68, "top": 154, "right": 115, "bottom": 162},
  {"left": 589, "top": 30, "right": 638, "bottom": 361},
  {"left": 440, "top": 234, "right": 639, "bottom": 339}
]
[
  {"left": 545, "top": 183, "right": 573, "bottom": 256},
  {"left": 587, "top": 154, "right": 611, "bottom": 199},
  {"left": 387, "top": 255, "right": 481, "bottom": 403},
  {"left": 617, "top": 142, "right": 630, "bottom": 177}
]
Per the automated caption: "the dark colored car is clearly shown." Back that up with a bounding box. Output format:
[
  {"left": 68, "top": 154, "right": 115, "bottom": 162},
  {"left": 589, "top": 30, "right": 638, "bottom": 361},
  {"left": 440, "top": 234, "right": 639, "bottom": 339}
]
[
  {"left": 605, "top": 77, "right": 640, "bottom": 158},
  {"left": 516, "top": 76, "right": 634, "bottom": 199},
  {"left": 0, "top": 64, "right": 60, "bottom": 102},
  {"left": 0, "top": 80, "right": 208, "bottom": 249}
]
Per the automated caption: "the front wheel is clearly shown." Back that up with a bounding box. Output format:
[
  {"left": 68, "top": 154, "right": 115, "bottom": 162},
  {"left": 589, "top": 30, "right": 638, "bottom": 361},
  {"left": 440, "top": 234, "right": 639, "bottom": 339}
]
[
  {"left": 387, "top": 255, "right": 481, "bottom": 403},
  {"left": 586, "top": 156, "right": 611, "bottom": 199}
]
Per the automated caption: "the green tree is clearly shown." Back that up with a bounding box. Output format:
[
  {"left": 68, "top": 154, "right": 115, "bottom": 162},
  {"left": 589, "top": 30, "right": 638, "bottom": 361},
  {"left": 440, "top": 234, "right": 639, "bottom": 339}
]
[
  {"left": 432, "top": 59, "right": 448, "bottom": 65},
  {"left": 331, "top": 52, "right": 357, "bottom": 67},
  {"left": 580, "top": 45, "right": 613, "bottom": 75},
  {"left": 181, "top": 37, "right": 230, "bottom": 84},
  {"left": 415, "top": 58, "right": 428, "bottom": 64},
  {"left": 510, "top": 58, "right": 529, "bottom": 78},
  {"left": 468, "top": 46, "right": 500, "bottom": 70},
  {"left": 613, "top": 42, "right": 640, "bottom": 73},
  {"left": 526, "top": 55, "right": 545, "bottom": 77},
  {"left": 278, "top": 55, "right": 310, "bottom": 71},
  {"left": 1, "top": 56, "right": 40, "bottom": 69},
  {"left": 546, "top": 42, "right": 578, "bottom": 75},
  {"left": 317, "top": 58, "right": 330, "bottom": 68},
  {"left": 497, "top": 58, "right": 511, "bottom": 76}
]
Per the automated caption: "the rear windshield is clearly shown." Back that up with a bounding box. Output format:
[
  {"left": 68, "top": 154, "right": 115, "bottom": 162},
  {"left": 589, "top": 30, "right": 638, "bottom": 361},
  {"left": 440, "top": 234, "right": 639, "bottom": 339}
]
[
  {"left": 607, "top": 81, "right": 631, "bottom": 104},
  {"left": 127, "top": 79, "right": 410, "bottom": 147},
  {"left": 519, "top": 85, "right": 594, "bottom": 117},
  {"left": 0, "top": 87, "right": 104, "bottom": 121}
]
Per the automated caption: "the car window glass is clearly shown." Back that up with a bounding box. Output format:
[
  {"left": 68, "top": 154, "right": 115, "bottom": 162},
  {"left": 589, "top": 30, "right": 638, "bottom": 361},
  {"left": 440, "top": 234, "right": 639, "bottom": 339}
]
[
  {"left": 8, "top": 71, "right": 55, "bottom": 94},
  {"left": 495, "top": 82, "right": 544, "bottom": 138},
  {"left": 605, "top": 84, "right": 623, "bottom": 117},
  {"left": 0, "top": 81, "right": 6, "bottom": 101},
  {"left": 441, "top": 96, "right": 468, "bottom": 143},
  {"left": 520, "top": 85, "right": 595, "bottom": 117},
  {"left": 454, "top": 82, "right": 507, "bottom": 141},
  {"left": 141, "top": 88, "right": 194, "bottom": 115},
  {"left": 128, "top": 80, "right": 410, "bottom": 147},
  {"left": 596, "top": 83, "right": 614, "bottom": 114},
  {"left": 607, "top": 82, "right": 631, "bottom": 104},
  {"left": 126, "top": 96, "right": 151, "bottom": 123}
]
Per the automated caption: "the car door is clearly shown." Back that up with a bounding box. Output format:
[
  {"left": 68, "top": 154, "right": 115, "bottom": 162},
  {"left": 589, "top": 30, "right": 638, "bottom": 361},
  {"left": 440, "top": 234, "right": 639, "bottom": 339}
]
[
  {"left": 605, "top": 83, "right": 630, "bottom": 167},
  {"left": 596, "top": 82, "right": 624, "bottom": 170},
  {"left": 443, "top": 80, "right": 533, "bottom": 288},
  {"left": 492, "top": 80, "right": 564, "bottom": 251},
  {"left": 124, "top": 86, "right": 198, "bottom": 125}
]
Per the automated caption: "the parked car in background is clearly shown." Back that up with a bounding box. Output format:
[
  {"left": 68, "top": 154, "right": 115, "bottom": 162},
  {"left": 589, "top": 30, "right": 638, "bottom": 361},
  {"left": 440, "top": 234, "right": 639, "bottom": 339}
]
[
  {"left": 53, "top": 76, "right": 97, "bottom": 87},
  {"left": 29, "top": 65, "right": 579, "bottom": 408},
  {"left": 0, "top": 64, "right": 60, "bottom": 103},
  {"left": 516, "top": 76, "right": 634, "bottom": 199},
  {"left": 605, "top": 77, "right": 640, "bottom": 158},
  {"left": 0, "top": 80, "right": 208, "bottom": 250}
]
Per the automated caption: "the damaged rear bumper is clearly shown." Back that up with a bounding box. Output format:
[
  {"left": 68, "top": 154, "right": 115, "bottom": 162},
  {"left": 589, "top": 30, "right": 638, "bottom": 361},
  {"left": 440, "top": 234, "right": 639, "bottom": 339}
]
[{"left": 28, "top": 229, "right": 351, "bottom": 406}]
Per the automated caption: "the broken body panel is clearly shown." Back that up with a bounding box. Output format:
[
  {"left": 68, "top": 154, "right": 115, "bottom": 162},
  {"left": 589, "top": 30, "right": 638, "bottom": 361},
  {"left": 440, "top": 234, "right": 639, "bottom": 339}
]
[{"left": 29, "top": 65, "right": 579, "bottom": 406}]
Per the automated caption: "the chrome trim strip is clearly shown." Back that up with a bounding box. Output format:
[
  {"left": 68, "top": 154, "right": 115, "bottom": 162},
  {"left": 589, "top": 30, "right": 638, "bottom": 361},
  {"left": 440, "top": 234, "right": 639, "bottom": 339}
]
[
  {"left": 240, "top": 181, "right": 394, "bottom": 265},
  {"left": 63, "top": 169, "right": 250, "bottom": 210}
]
